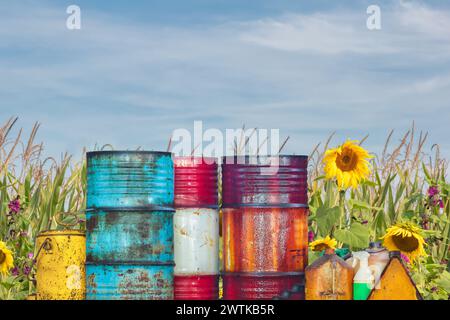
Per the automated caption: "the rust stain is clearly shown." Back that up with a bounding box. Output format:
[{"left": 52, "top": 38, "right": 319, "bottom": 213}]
[
  {"left": 105, "top": 212, "right": 119, "bottom": 225},
  {"left": 137, "top": 221, "right": 151, "bottom": 238},
  {"left": 223, "top": 207, "right": 308, "bottom": 273},
  {"left": 88, "top": 274, "right": 97, "bottom": 288},
  {"left": 86, "top": 215, "right": 99, "bottom": 232}
]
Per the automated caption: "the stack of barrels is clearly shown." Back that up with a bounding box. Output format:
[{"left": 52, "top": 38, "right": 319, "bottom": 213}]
[
  {"left": 173, "top": 157, "right": 220, "bottom": 300},
  {"left": 221, "top": 155, "right": 309, "bottom": 300},
  {"left": 85, "top": 151, "right": 175, "bottom": 300}
]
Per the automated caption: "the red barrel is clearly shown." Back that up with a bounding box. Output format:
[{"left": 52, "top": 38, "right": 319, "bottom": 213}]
[
  {"left": 174, "top": 275, "right": 219, "bottom": 300},
  {"left": 223, "top": 273, "right": 303, "bottom": 300},
  {"left": 222, "top": 155, "right": 308, "bottom": 300},
  {"left": 174, "top": 157, "right": 219, "bottom": 300},
  {"left": 174, "top": 157, "right": 218, "bottom": 208}
]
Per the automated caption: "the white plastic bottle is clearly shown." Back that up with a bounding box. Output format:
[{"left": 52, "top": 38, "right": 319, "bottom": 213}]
[{"left": 352, "top": 251, "right": 374, "bottom": 300}]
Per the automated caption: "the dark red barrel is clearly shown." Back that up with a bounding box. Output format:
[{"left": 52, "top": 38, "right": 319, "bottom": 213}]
[
  {"left": 174, "top": 157, "right": 219, "bottom": 300},
  {"left": 174, "top": 275, "right": 219, "bottom": 300},
  {"left": 222, "top": 156, "right": 308, "bottom": 207},
  {"left": 222, "top": 155, "right": 308, "bottom": 300},
  {"left": 222, "top": 273, "right": 303, "bottom": 300}
]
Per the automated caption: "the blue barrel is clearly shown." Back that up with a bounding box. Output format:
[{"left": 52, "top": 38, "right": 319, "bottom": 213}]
[
  {"left": 87, "top": 151, "right": 173, "bottom": 209},
  {"left": 86, "top": 151, "right": 174, "bottom": 300}
]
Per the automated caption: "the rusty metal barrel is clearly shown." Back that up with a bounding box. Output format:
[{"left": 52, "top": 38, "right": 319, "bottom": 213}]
[
  {"left": 35, "top": 229, "right": 86, "bottom": 300},
  {"left": 173, "top": 157, "right": 219, "bottom": 300},
  {"left": 221, "top": 155, "right": 308, "bottom": 300},
  {"left": 86, "top": 151, "right": 174, "bottom": 300}
]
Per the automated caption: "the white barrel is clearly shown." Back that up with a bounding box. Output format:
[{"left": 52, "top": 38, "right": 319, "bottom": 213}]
[{"left": 174, "top": 208, "right": 219, "bottom": 275}]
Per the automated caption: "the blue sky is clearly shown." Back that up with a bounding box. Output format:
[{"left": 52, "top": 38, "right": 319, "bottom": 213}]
[{"left": 1, "top": 0, "right": 450, "bottom": 159}]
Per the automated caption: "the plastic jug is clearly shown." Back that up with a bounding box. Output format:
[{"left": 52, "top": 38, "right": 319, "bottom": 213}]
[
  {"left": 366, "top": 242, "right": 389, "bottom": 288},
  {"left": 352, "top": 251, "right": 374, "bottom": 300},
  {"left": 305, "top": 248, "right": 353, "bottom": 300}
]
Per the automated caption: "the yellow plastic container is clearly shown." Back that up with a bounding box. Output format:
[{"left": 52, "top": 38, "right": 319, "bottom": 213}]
[
  {"left": 35, "top": 230, "right": 86, "bottom": 300},
  {"left": 368, "top": 251, "right": 422, "bottom": 300}
]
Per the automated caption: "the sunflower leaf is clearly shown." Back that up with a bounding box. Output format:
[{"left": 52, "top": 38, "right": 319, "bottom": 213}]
[
  {"left": 315, "top": 206, "right": 340, "bottom": 237},
  {"left": 335, "top": 222, "right": 370, "bottom": 249}
]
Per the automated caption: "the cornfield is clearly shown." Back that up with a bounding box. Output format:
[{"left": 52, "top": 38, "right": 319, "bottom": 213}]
[{"left": 0, "top": 118, "right": 449, "bottom": 299}]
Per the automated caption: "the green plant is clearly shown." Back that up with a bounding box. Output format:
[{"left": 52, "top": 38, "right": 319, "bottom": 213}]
[
  {"left": 0, "top": 118, "right": 85, "bottom": 299},
  {"left": 308, "top": 123, "right": 450, "bottom": 299}
]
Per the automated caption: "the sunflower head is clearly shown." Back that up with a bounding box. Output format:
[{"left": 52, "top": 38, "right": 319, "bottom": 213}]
[
  {"left": 0, "top": 241, "right": 14, "bottom": 276},
  {"left": 323, "top": 140, "right": 373, "bottom": 189},
  {"left": 309, "top": 235, "right": 338, "bottom": 252},
  {"left": 381, "top": 222, "right": 427, "bottom": 262}
]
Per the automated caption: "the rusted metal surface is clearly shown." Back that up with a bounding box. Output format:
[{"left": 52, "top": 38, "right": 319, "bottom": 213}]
[
  {"left": 36, "top": 230, "right": 86, "bottom": 300},
  {"left": 305, "top": 250, "right": 353, "bottom": 300},
  {"left": 222, "top": 155, "right": 308, "bottom": 207},
  {"left": 86, "top": 264, "right": 173, "bottom": 300},
  {"left": 174, "top": 275, "right": 218, "bottom": 300},
  {"left": 174, "top": 208, "right": 219, "bottom": 275},
  {"left": 174, "top": 157, "right": 218, "bottom": 208},
  {"left": 222, "top": 273, "right": 304, "bottom": 300},
  {"left": 221, "top": 155, "right": 309, "bottom": 300},
  {"left": 223, "top": 207, "right": 308, "bottom": 273},
  {"left": 86, "top": 150, "right": 175, "bottom": 300},
  {"left": 86, "top": 209, "right": 174, "bottom": 263},
  {"left": 87, "top": 151, "right": 174, "bottom": 209}
]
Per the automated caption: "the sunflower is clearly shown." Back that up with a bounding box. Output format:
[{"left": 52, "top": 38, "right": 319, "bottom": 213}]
[
  {"left": 323, "top": 140, "right": 373, "bottom": 189},
  {"left": 309, "top": 236, "right": 337, "bottom": 252},
  {"left": 0, "top": 241, "right": 14, "bottom": 276},
  {"left": 381, "top": 222, "right": 427, "bottom": 261}
]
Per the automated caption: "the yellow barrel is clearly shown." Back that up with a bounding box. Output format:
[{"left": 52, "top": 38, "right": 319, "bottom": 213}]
[{"left": 36, "top": 230, "right": 86, "bottom": 300}]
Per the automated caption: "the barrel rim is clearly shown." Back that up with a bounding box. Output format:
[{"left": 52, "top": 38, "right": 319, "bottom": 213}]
[
  {"left": 174, "top": 274, "right": 220, "bottom": 278},
  {"left": 37, "top": 229, "right": 85, "bottom": 237},
  {"left": 86, "top": 261, "right": 175, "bottom": 266},
  {"left": 221, "top": 271, "right": 305, "bottom": 277},
  {"left": 222, "top": 204, "right": 309, "bottom": 209},
  {"left": 86, "top": 206, "right": 175, "bottom": 212},
  {"left": 174, "top": 205, "right": 219, "bottom": 210},
  {"left": 87, "top": 150, "right": 172, "bottom": 157},
  {"left": 222, "top": 154, "right": 308, "bottom": 163},
  {"left": 174, "top": 156, "right": 218, "bottom": 163}
]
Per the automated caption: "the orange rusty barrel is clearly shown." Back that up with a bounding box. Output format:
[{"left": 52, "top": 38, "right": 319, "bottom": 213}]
[{"left": 221, "top": 155, "right": 308, "bottom": 300}]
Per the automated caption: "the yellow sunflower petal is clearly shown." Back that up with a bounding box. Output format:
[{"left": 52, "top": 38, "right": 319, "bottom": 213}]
[
  {"left": 323, "top": 141, "right": 372, "bottom": 189},
  {"left": 381, "top": 222, "right": 427, "bottom": 261}
]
